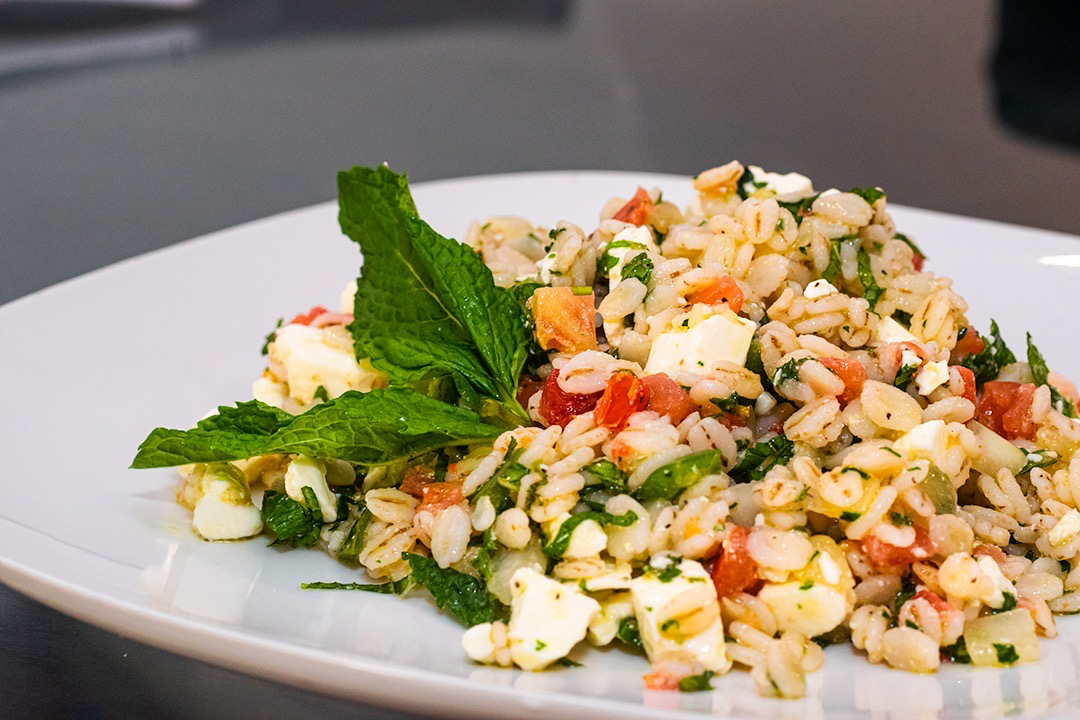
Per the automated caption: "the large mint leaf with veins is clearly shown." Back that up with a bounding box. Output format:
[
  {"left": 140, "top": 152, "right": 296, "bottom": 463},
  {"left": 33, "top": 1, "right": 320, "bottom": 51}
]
[
  {"left": 337, "top": 165, "right": 530, "bottom": 420},
  {"left": 131, "top": 388, "right": 503, "bottom": 468}
]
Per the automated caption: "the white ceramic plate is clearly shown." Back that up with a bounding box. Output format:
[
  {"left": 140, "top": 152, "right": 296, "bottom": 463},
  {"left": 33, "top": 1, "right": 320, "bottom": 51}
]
[{"left": 3, "top": 172, "right": 1080, "bottom": 720}]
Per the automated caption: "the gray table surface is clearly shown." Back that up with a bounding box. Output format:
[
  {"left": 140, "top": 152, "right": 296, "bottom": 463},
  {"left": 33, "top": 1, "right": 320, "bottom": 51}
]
[{"left": 2, "top": 1, "right": 1079, "bottom": 718}]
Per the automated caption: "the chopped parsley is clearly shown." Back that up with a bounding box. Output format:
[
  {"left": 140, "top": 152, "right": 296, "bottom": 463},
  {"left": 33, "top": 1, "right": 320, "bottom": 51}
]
[
  {"left": 942, "top": 637, "right": 971, "bottom": 664},
  {"left": 621, "top": 252, "right": 655, "bottom": 285},
  {"left": 840, "top": 510, "right": 862, "bottom": 522},
  {"left": 729, "top": 436, "right": 795, "bottom": 484},
  {"left": 542, "top": 510, "right": 638, "bottom": 558},
  {"left": 994, "top": 642, "right": 1019, "bottom": 665},
  {"left": 616, "top": 616, "right": 644, "bottom": 652},
  {"left": 889, "top": 511, "right": 913, "bottom": 527},
  {"left": 893, "top": 232, "right": 926, "bottom": 261},
  {"left": 856, "top": 247, "right": 884, "bottom": 311},
  {"left": 799, "top": 579, "right": 814, "bottom": 591},
  {"left": 773, "top": 357, "right": 808, "bottom": 386},
  {"left": 848, "top": 187, "right": 885, "bottom": 205},
  {"left": 1018, "top": 449, "right": 1059, "bottom": 476},
  {"left": 260, "top": 317, "right": 283, "bottom": 355},
  {"left": 678, "top": 670, "right": 716, "bottom": 693},
  {"left": 959, "top": 319, "right": 1015, "bottom": 386},
  {"left": 1027, "top": 333, "right": 1078, "bottom": 417},
  {"left": 776, "top": 194, "right": 820, "bottom": 224},
  {"left": 646, "top": 562, "right": 683, "bottom": 583},
  {"left": 894, "top": 361, "right": 919, "bottom": 388}
]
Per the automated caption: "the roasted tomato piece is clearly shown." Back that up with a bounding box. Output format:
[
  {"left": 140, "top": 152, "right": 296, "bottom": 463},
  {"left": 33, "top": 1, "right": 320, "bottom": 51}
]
[
  {"left": 912, "top": 253, "right": 925, "bottom": 272},
  {"left": 532, "top": 287, "right": 598, "bottom": 353},
  {"left": 861, "top": 526, "right": 936, "bottom": 570},
  {"left": 953, "top": 365, "right": 977, "bottom": 405},
  {"left": 538, "top": 369, "right": 604, "bottom": 427},
  {"left": 952, "top": 326, "right": 985, "bottom": 359},
  {"left": 818, "top": 356, "right": 867, "bottom": 407},
  {"left": 399, "top": 466, "right": 435, "bottom": 498},
  {"left": 417, "top": 481, "right": 465, "bottom": 514},
  {"left": 613, "top": 186, "right": 654, "bottom": 226},
  {"left": 642, "top": 373, "right": 696, "bottom": 423},
  {"left": 687, "top": 275, "right": 744, "bottom": 314},
  {"left": 642, "top": 670, "right": 681, "bottom": 691},
  {"left": 517, "top": 376, "right": 544, "bottom": 408},
  {"left": 594, "top": 372, "right": 650, "bottom": 430},
  {"left": 710, "top": 526, "right": 759, "bottom": 599},
  {"left": 977, "top": 381, "right": 1036, "bottom": 440},
  {"left": 289, "top": 305, "right": 329, "bottom": 326}
]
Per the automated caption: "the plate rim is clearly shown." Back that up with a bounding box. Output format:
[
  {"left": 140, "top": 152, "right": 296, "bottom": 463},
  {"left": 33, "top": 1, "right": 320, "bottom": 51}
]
[{"left": 3, "top": 169, "right": 1080, "bottom": 720}]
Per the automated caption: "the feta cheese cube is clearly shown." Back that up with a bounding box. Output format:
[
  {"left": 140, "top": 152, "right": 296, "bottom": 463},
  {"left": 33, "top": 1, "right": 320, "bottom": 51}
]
[
  {"left": 915, "top": 360, "right": 950, "bottom": 396},
  {"left": 339, "top": 279, "right": 357, "bottom": 313},
  {"left": 872, "top": 317, "right": 920, "bottom": 345},
  {"left": 804, "top": 279, "right": 839, "bottom": 299},
  {"left": 644, "top": 308, "right": 756, "bottom": 377},
  {"left": 271, "top": 324, "right": 366, "bottom": 405},
  {"left": 192, "top": 464, "right": 263, "bottom": 541},
  {"left": 747, "top": 165, "right": 815, "bottom": 199},
  {"left": 1049, "top": 508, "right": 1080, "bottom": 547},
  {"left": 606, "top": 226, "right": 658, "bottom": 291},
  {"left": 628, "top": 558, "right": 730, "bottom": 673},
  {"left": 506, "top": 568, "right": 600, "bottom": 670},
  {"left": 894, "top": 420, "right": 948, "bottom": 467},
  {"left": 587, "top": 591, "right": 635, "bottom": 646},
  {"left": 757, "top": 580, "right": 848, "bottom": 638},
  {"left": 284, "top": 455, "right": 338, "bottom": 522},
  {"left": 976, "top": 555, "right": 1018, "bottom": 609},
  {"left": 548, "top": 514, "right": 609, "bottom": 559}
]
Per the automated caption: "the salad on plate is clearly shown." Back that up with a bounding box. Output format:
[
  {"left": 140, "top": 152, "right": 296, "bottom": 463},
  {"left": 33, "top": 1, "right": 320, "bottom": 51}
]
[{"left": 133, "top": 163, "right": 1080, "bottom": 698}]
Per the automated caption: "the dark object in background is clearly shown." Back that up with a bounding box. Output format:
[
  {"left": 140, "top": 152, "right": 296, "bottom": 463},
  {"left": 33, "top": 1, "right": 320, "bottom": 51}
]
[{"left": 991, "top": 0, "right": 1080, "bottom": 149}]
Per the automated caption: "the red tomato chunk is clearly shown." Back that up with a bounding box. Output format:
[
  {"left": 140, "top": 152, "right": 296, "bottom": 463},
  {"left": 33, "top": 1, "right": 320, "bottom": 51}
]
[
  {"left": 818, "top": 356, "right": 867, "bottom": 407},
  {"left": 289, "top": 305, "right": 329, "bottom": 325},
  {"left": 977, "top": 381, "right": 1036, "bottom": 440},
  {"left": 641, "top": 373, "right": 696, "bottom": 423},
  {"left": 594, "top": 372, "right": 650, "bottom": 430},
  {"left": 538, "top": 369, "right": 604, "bottom": 427},
  {"left": 613, "top": 186, "right": 654, "bottom": 226},
  {"left": 687, "top": 275, "right": 744, "bottom": 314},
  {"left": 532, "top": 287, "right": 598, "bottom": 353},
  {"left": 710, "top": 526, "right": 759, "bottom": 599},
  {"left": 861, "top": 526, "right": 936, "bottom": 570}
]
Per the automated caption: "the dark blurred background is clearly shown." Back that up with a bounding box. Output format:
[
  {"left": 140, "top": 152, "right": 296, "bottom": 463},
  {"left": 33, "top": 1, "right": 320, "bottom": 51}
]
[{"left": 1, "top": 1, "right": 1078, "bottom": 718}]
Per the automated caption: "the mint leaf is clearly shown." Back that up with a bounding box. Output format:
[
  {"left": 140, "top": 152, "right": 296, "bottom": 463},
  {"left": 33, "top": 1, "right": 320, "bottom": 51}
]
[
  {"left": 1018, "top": 449, "right": 1059, "bottom": 476},
  {"left": 1027, "top": 333, "right": 1077, "bottom": 418},
  {"left": 894, "top": 362, "right": 919, "bottom": 388},
  {"left": 403, "top": 552, "right": 499, "bottom": 626},
  {"left": 261, "top": 490, "right": 321, "bottom": 547},
  {"left": 131, "top": 388, "right": 502, "bottom": 468},
  {"left": 773, "top": 357, "right": 808, "bottom": 387},
  {"left": 336, "top": 504, "right": 374, "bottom": 565},
  {"left": 338, "top": 166, "right": 531, "bottom": 421},
  {"left": 730, "top": 436, "right": 795, "bottom": 484},
  {"left": 821, "top": 238, "right": 843, "bottom": 283},
  {"left": 634, "top": 450, "right": 727, "bottom": 501},
  {"left": 542, "top": 510, "right": 637, "bottom": 558},
  {"left": 301, "top": 576, "right": 417, "bottom": 595}
]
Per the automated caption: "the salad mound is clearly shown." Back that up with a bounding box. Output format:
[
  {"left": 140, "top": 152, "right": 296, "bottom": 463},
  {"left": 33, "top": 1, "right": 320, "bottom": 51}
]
[{"left": 134, "top": 164, "right": 1080, "bottom": 698}]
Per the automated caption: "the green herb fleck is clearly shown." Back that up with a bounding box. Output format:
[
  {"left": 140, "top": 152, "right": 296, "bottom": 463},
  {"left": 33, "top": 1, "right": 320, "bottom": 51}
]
[
  {"left": 994, "top": 642, "right": 1019, "bottom": 665},
  {"left": 678, "top": 670, "right": 716, "bottom": 693},
  {"left": 621, "top": 253, "right": 654, "bottom": 285},
  {"left": 730, "top": 436, "right": 796, "bottom": 484}
]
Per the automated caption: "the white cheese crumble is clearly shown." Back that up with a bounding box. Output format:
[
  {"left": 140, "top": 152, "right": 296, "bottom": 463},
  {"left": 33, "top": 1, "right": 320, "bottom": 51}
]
[
  {"left": 191, "top": 465, "right": 263, "bottom": 541},
  {"left": 894, "top": 420, "right": 948, "bottom": 467},
  {"left": 284, "top": 455, "right": 338, "bottom": 523},
  {"left": 747, "top": 165, "right": 815, "bottom": 199},
  {"left": 872, "top": 317, "right": 920, "bottom": 345},
  {"left": 644, "top": 307, "right": 756, "bottom": 377},
  {"left": 1049, "top": 508, "right": 1080, "bottom": 547},
  {"left": 505, "top": 568, "right": 600, "bottom": 670},
  {"left": 628, "top": 558, "right": 730, "bottom": 673},
  {"left": 757, "top": 581, "right": 848, "bottom": 639},
  {"left": 914, "top": 360, "right": 950, "bottom": 396},
  {"left": 976, "top": 555, "right": 1018, "bottom": 609},
  {"left": 804, "top": 279, "right": 839, "bottom": 300}
]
